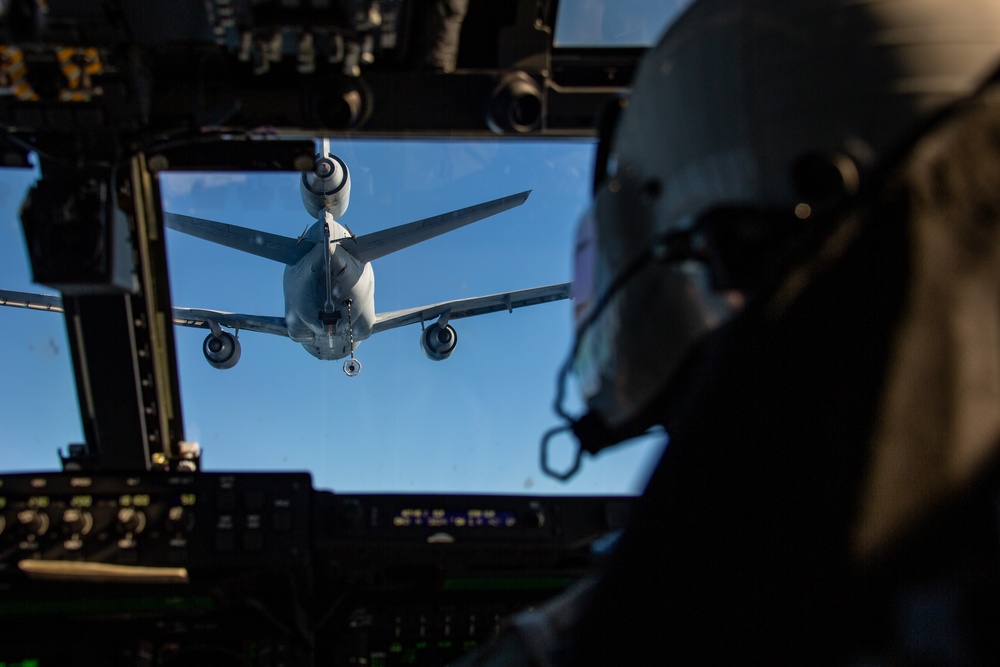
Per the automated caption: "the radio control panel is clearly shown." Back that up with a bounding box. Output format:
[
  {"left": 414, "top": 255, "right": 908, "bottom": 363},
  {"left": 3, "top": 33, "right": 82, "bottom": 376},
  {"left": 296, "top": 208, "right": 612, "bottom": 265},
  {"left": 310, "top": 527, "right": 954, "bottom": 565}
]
[{"left": 0, "top": 471, "right": 313, "bottom": 581}]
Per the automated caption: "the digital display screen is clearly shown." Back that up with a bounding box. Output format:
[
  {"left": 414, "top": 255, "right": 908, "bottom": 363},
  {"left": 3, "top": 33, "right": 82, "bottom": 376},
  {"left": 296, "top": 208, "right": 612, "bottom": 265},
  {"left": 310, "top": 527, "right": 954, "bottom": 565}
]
[{"left": 392, "top": 508, "right": 517, "bottom": 529}]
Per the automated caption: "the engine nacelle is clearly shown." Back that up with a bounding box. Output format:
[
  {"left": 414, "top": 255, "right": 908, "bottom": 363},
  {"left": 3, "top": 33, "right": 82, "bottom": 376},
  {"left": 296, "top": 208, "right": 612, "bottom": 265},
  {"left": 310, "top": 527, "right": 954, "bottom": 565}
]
[
  {"left": 420, "top": 323, "right": 458, "bottom": 361},
  {"left": 203, "top": 331, "right": 241, "bottom": 370},
  {"left": 300, "top": 153, "right": 351, "bottom": 220}
]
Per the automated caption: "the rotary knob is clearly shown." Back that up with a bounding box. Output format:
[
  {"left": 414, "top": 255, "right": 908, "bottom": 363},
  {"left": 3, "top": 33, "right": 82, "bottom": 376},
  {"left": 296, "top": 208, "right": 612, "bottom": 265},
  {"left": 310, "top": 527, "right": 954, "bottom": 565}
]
[
  {"left": 117, "top": 507, "right": 146, "bottom": 534},
  {"left": 17, "top": 509, "right": 49, "bottom": 537},
  {"left": 165, "top": 506, "right": 195, "bottom": 533},
  {"left": 61, "top": 508, "right": 93, "bottom": 536}
]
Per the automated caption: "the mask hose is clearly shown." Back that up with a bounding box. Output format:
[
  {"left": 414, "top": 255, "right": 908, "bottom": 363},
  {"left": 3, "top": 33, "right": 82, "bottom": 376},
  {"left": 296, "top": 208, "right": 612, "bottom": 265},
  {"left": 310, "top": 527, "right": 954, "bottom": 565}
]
[{"left": 542, "top": 229, "right": 698, "bottom": 480}]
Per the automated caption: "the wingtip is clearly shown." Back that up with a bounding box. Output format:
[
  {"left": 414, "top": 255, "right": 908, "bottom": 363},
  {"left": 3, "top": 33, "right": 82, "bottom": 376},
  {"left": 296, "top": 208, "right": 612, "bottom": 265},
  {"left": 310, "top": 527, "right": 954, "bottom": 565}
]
[{"left": 513, "top": 189, "right": 532, "bottom": 205}]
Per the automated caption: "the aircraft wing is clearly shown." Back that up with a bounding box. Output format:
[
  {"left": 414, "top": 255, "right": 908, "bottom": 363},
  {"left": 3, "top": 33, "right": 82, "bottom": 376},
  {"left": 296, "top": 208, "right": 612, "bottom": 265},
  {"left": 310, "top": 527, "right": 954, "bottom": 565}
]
[
  {"left": 371, "top": 282, "right": 571, "bottom": 334},
  {"left": 1, "top": 290, "right": 288, "bottom": 338},
  {"left": 342, "top": 191, "right": 531, "bottom": 264},
  {"left": 163, "top": 212, "right": 314, "bottom": 265},
  {"left": 170, "top": 308, "right": 289, "bottom": 337},
  {"left": 0, "top": 290, "right": 63, "bottom": 312}
]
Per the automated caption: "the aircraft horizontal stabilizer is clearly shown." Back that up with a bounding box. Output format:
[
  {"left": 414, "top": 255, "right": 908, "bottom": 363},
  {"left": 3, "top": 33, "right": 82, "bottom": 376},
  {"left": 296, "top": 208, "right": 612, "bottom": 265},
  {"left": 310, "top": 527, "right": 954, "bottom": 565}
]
[
  {"left": 343, "top": 191, "right": 531, "bottom": 264},
  {"left": 164, "top": 213, "right": 314, "bottom": 265},
  {"left": 371, "top": 282, "right": 571, "bottom": 334}
]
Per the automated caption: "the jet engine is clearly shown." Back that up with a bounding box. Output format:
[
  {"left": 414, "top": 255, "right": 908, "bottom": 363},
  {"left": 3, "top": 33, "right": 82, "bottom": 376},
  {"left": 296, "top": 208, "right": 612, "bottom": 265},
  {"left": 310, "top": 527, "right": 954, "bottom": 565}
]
[
  {"left": 300, "top": 153, "right": 351, "bottom": 220},
  {"left": 420, "top": 323, "right": 458, "bottom": 361},
  {"left": 203, "top": 331, "right": 241, "bottom": 369}
]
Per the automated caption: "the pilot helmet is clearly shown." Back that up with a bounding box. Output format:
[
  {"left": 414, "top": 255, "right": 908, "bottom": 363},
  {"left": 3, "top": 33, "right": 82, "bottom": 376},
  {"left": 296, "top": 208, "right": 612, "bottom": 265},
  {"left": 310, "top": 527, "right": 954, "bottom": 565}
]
[{"left": 569, "top": 0, "right": 1000, "bottom": 438}]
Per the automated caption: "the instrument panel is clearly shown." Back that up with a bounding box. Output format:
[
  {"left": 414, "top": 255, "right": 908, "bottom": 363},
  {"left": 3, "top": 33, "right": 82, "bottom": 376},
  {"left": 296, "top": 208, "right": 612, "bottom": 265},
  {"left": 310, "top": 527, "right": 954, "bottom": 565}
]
[{"left": 0, "top": 472, "right": 632, "bottom": 665}]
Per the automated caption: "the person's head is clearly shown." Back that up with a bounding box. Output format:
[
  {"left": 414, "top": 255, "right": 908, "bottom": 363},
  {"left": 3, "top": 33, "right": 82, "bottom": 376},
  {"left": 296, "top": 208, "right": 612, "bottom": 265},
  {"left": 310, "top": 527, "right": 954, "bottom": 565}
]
[{"left": 569, "top": 0, "right": 1000, "bottom": 440}]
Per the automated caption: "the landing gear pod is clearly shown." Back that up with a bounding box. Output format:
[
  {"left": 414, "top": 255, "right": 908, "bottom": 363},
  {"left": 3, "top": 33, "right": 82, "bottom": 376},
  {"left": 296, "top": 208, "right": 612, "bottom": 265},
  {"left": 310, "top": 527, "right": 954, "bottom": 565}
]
[
  {"left": 420, "top": 323, "right": 458, "bottom": 361},
  {"left": 203, "top": 331, "right": 241, "bottom": 370},
  {"left": 300, "top": 153, "right": 351, "bottom": 220}
]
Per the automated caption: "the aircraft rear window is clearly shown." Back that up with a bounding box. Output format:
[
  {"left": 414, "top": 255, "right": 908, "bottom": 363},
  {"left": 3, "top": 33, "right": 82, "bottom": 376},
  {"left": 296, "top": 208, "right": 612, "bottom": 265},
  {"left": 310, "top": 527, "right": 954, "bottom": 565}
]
[{"left": 553, "top": 0, "right": 695, "bottom": 48}]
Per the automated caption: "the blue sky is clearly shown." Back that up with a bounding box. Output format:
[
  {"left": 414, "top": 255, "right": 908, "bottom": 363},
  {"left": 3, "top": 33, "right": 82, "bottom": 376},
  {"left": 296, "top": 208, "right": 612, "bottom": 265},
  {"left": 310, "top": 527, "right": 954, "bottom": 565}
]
[{"left": 0, "top": 138, "right": 664, "bottom": 495}]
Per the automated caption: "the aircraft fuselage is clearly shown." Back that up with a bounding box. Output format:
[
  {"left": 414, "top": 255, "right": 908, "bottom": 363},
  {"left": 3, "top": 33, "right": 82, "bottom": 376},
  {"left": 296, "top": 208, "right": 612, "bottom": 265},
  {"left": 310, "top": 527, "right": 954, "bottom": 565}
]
[{"left": 283, "top": 218, "right": 375, "bottom": 360}]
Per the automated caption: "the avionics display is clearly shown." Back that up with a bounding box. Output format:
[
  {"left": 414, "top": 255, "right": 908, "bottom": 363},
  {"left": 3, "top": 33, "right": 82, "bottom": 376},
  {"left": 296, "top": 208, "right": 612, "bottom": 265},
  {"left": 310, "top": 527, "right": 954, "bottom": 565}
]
[{"left": 392, "top": 507, "right": 519, "bottom": 528}]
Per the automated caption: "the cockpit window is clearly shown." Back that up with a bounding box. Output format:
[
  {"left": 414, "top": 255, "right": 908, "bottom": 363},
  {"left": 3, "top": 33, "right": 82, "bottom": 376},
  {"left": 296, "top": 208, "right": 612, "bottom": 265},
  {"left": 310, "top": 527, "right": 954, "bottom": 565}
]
[
  {"left": 554, "top": 0, "right": 695, "bottom": 48},
  {"left": 0, "top": 164, "right": 82, "bottom": 472},
  {"left": 0, "top": 139, "right": 664, "bottom": 493},
  {"left": 162, "top": 138, "right": 666, "bottom": 493}
]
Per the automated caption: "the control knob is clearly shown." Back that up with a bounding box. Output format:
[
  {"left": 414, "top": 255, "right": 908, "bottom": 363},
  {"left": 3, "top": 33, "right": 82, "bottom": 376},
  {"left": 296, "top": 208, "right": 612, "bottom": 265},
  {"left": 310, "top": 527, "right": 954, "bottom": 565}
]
[
  {"left": 117, "top": 507, "right": 146, "bottom": 534},
  {"left": 165, "top": 506, "right": 195, "bottom": 533},
  {"left": 61, "top": 508, "right": 93, "bottom": 536},
  {"left": 16, "top": 509, "right": 49, "bottom": 537}
]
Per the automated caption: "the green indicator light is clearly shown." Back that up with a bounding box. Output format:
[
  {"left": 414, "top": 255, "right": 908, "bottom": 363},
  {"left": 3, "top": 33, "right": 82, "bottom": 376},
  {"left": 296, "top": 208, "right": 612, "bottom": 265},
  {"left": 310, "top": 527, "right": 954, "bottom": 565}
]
[
  {"left": 389, "top": 643, "right": 402, "bottom": 653},
  {"left": 415, "top": 641, "right": 428, "bottom": 649},
  {"left": 70, "top": 495, "right": 92, "bottom": 508}
]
